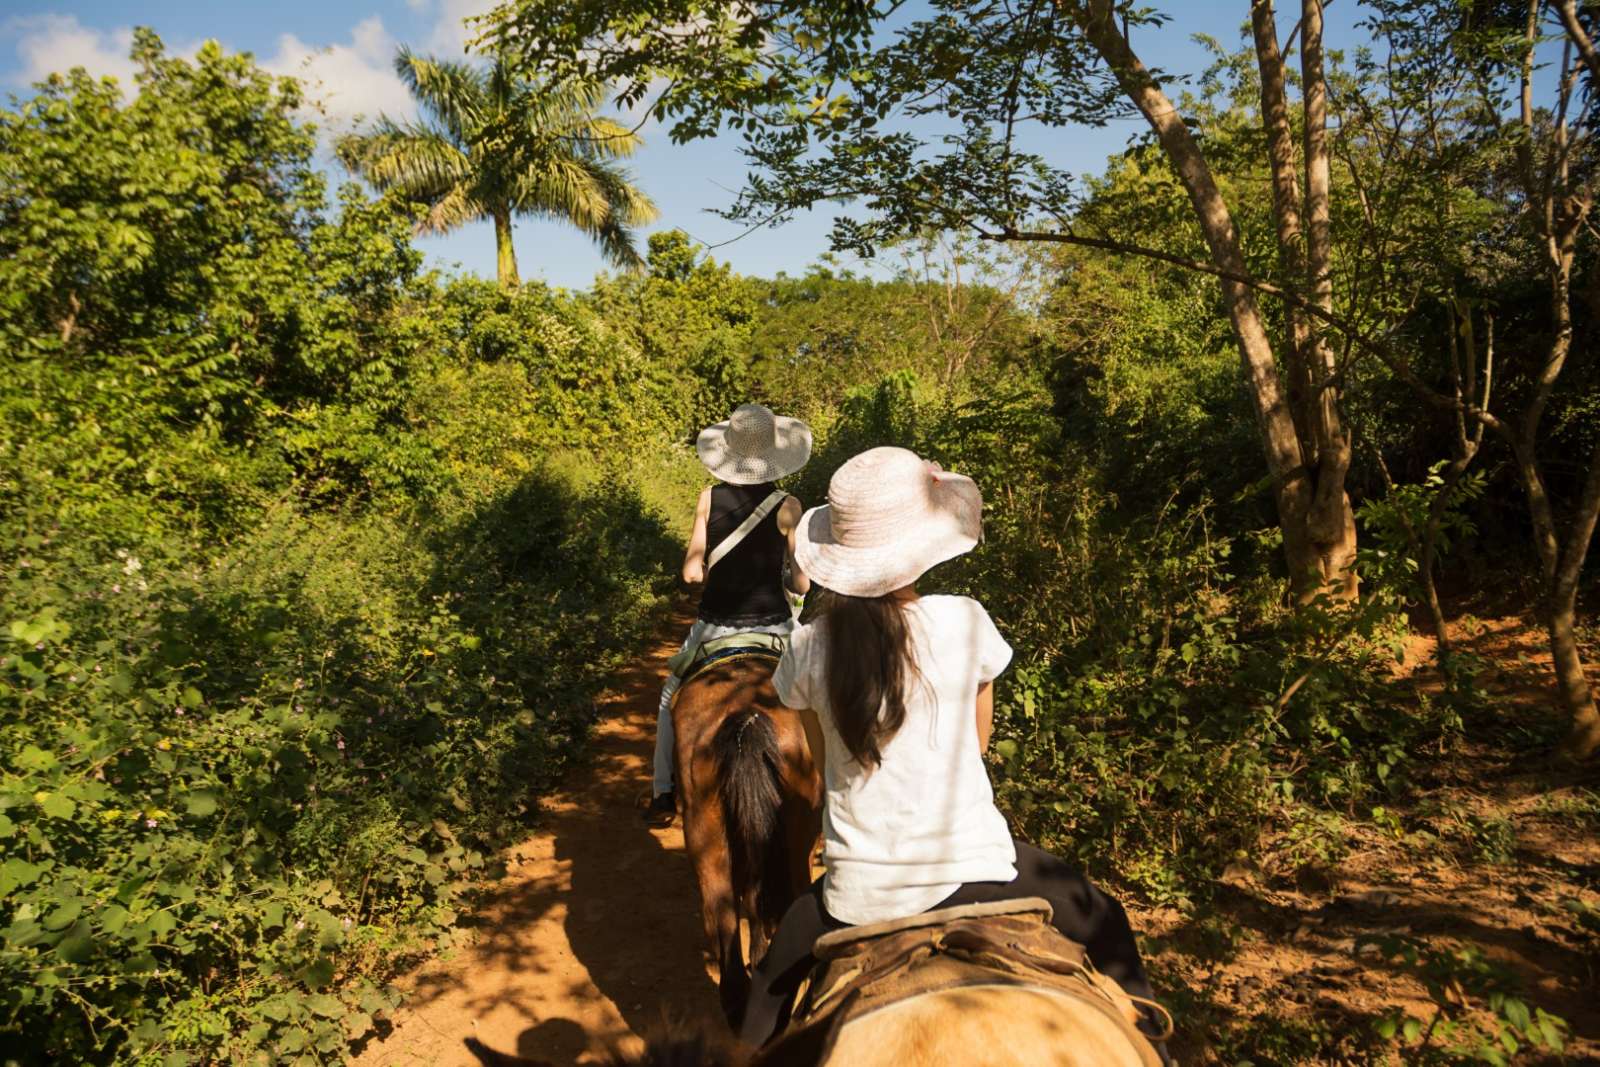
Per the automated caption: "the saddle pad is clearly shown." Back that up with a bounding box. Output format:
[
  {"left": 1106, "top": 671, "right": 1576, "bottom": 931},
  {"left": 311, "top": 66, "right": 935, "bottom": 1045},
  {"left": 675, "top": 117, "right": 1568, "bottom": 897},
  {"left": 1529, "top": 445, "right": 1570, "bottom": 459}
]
[
  {"left": 667, "top": 630, "right": 787, "bottom": 681},
  {"left": 813, "top": 897, "right": 1055, "bottom": 960},
  {"left": 679, "top": 646, "right": 781, "bottom": 687}
]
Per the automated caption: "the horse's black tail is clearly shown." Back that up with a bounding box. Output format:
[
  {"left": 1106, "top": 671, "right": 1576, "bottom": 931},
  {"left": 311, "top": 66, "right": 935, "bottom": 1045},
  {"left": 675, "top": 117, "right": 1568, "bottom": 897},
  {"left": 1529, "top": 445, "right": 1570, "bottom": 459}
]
[{"left": 712, "top": 708, "right": 783, "bottom": 917}]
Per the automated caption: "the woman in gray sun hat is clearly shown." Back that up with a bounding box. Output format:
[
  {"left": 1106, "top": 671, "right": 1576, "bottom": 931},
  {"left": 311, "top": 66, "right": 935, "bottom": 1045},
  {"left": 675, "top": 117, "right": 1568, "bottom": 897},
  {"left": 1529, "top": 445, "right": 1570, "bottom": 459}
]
[{"left": 645, "top": 403, "right": 814, "bottom": 827}]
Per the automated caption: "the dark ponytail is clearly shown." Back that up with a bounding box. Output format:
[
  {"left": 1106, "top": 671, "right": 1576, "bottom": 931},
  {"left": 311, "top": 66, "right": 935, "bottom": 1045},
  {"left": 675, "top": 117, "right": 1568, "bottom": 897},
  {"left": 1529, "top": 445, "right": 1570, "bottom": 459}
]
[{"left": 820, "top": 589, "right": 921, "bottom": 770}]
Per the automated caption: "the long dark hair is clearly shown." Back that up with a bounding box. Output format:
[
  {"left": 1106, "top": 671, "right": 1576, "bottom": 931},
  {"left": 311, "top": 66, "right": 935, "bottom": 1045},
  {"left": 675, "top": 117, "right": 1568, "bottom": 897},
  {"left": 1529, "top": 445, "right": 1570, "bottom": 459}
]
[{"left": 820, "top": 589, "right": 922, "bottom": 770}]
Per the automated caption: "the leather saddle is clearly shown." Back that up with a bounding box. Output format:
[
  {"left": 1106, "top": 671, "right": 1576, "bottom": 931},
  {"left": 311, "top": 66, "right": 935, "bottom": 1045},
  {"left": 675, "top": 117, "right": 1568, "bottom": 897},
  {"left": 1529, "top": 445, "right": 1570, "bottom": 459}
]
[{"left": 781, "top": 898, "right": 1171, "bottom": 1066}]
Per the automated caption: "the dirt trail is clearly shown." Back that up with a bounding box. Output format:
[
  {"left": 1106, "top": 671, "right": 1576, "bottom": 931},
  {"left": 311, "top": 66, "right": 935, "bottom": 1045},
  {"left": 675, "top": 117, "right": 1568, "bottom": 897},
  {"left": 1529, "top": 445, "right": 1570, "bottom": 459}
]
[{"left": 355, "top": 606, "right": 722, "bottom": 1067}]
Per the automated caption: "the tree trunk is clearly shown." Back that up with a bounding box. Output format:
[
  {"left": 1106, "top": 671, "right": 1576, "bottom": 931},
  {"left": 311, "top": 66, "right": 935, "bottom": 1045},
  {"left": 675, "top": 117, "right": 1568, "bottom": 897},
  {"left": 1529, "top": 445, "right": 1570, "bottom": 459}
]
[
  {"left": 1419, "top": 459, "right": 1469, "bottom": 657},
  {"left": 1074, "top": 0, "right": 1327, "bottom": 601},
  {"left": 1250, "top": 1, "right": 1315, "bottom": 458},
  {"left": 1298, "top": 0, "right": 1359, "bottom": 599},
  {"left": 1420, "top": 302, "right": 1490, "bottom": 660},
  {"left": 1551, "top": 602, "right": 1600, "bottom": 760},
  {"left": 1552, "top": 439, "right": 1600, "bottom": 759},
  {"left": 493, "top": 206, "right": 520, "bottom": 289}
]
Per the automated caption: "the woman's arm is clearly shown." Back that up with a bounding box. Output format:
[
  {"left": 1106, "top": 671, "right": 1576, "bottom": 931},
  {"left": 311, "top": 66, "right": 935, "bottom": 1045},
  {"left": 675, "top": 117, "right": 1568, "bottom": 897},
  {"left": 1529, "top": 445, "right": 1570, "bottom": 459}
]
[
  {"left": 976, "top": 681, "right": 995, "bottom": 753},
  {"left": 681, "top": 486, "right": 713, "bottom": 585},
  {"left": 777, "top": 494, "right": 810, "bottom": 595},
  {"left": 799, "top": 707, "right": 826, "bottom": 773}
]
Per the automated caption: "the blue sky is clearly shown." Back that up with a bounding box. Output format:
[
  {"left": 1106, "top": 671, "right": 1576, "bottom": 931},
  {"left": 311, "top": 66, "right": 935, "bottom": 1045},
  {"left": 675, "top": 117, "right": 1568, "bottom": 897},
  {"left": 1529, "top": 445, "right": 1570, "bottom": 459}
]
[{"left": 1, "top": 1, "right": 1371, "bottom": 289}]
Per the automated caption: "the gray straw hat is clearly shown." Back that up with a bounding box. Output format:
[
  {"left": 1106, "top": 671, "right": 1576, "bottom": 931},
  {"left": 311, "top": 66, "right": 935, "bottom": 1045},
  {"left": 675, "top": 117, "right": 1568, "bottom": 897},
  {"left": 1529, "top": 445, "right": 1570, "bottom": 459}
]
[
  {"left": 696, "top": 403, "right": 814, "bottom": 485},
  {"left": 794, "top": 446, "right": 982, "bottom": 598}
]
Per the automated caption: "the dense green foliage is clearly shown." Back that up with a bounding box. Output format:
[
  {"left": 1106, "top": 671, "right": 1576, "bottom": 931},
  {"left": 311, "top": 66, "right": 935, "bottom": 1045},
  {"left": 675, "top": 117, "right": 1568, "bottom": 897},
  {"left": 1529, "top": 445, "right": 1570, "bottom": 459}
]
[
  {"left": 3, "top": 22, "right": 1594, "bottom": 1067},
  {"left": 0, "top": 37, "right": 694, "bottom": 1064}
]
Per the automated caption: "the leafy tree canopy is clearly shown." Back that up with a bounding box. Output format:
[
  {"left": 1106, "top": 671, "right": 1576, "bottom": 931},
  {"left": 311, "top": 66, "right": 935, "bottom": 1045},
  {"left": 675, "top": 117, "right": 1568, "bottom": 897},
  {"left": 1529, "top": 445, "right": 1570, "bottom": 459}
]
[{"left": 479, "top": 0, "right": 1154, "bottom": 255}]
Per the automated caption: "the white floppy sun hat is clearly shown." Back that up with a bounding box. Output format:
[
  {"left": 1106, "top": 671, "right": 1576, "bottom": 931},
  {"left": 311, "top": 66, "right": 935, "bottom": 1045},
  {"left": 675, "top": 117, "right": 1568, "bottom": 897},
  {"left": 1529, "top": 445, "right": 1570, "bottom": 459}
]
[
  {"left": 697, "top": 403, "right": 814, "bottom": 485},
  {"left": 794, "top": 446, "right": 982, "bottom": 598}
]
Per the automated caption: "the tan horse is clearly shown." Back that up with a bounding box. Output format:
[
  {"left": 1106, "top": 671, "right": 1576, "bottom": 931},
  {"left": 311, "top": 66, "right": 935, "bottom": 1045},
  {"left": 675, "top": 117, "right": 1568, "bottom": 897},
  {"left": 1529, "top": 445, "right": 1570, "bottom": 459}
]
[
  {"left": 752, "top": 900, "right": 1164, "bottom": 1067},
  {"left": 466, "top": 985, "right": 1155, "bottom": 1067},
  {"left": 670, "top": 654, "right": 822, "bottom": 1025},
  {"left": 465, "top": 901, "right": 1164, "bottom": 1067},
  {"left": 752, "top": 985, "right": 1155, "bottom": 1067}
]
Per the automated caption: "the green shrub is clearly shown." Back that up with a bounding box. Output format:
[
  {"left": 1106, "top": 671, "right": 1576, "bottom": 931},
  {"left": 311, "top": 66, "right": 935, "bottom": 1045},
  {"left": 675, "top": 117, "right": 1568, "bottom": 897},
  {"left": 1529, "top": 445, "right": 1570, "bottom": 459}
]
[{"left": 0, "top": 461, "right": 678, "bottom": 1064}]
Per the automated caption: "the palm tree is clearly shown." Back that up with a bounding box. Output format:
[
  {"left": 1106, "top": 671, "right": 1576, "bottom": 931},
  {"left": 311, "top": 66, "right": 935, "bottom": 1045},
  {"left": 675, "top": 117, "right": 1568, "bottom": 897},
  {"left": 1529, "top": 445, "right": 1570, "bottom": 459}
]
[{"left": 338, "top": 48, "right": 658, "bottom": 288}]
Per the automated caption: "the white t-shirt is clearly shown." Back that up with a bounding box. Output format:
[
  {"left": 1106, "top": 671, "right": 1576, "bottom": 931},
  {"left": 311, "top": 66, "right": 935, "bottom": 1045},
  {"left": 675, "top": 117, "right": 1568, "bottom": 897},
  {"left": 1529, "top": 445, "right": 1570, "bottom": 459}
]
[{"left": 772, "top": 594, "right": 1017, "bottom": 925}]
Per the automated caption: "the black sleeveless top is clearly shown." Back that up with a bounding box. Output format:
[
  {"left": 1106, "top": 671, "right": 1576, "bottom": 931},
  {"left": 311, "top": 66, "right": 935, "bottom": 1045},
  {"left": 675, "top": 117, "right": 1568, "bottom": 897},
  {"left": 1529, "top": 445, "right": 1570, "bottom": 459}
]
[{"left": 698, "top": 482, "right": 790, "bottom": 627}]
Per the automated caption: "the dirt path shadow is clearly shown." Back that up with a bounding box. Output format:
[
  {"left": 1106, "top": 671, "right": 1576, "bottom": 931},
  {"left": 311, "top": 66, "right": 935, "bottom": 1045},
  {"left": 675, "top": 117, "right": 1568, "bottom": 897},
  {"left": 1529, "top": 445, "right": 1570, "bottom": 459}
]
[{"left": 355, "top": 606, "right": 723, "bottom": 1067}]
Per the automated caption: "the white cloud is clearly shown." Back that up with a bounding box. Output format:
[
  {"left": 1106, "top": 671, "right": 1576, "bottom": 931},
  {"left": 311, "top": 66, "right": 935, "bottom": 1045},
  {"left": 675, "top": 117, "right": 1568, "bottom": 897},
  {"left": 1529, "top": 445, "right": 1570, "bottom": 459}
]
[
  {"left": 419, "top": 0, "right": 499, "bottom": 57},
  {"left": 263, "top": 17, "right": 414, "bottom": 132},
  {"left": 2, "top": 13, "right": 407, "bottom": 133},
  {"left": 4, "top": 14, "right": 137, "bottom": 86}
]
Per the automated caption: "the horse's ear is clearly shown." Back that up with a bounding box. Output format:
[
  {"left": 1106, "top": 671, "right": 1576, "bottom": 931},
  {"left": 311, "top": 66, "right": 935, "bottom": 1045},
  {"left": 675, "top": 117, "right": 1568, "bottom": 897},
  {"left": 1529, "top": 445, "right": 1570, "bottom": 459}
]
[{"left": 463, "top": 1036, "right": 555, "bottom": 1067}]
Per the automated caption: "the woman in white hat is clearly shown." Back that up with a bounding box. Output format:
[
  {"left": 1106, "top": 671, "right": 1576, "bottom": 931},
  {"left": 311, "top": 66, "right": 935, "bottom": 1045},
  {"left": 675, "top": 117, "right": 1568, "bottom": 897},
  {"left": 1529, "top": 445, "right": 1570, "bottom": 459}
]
[
  {"left": 645, "top": 403, "right": 815, "bottom": 827},
  {"left": 737, "top": 446, "right": 1164, "bottom": 1050}
]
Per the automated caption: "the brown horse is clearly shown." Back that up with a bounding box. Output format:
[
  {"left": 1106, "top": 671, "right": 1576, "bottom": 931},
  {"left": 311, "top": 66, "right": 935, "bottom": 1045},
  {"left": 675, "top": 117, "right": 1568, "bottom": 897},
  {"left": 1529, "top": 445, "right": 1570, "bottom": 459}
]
[{"left": 670, "top": 654, "right": 822, "bottom": 1025}]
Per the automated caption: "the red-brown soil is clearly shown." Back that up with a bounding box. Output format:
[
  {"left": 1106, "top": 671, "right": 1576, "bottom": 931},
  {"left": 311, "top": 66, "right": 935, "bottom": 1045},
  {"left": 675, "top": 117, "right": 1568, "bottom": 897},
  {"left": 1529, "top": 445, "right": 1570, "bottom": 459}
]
[
  {"left": 354, "top": 607, "right": 724, "bottom": 1066},
  {"left": 1139, "top": 613, "right": 1600, "bottom": 1064}
]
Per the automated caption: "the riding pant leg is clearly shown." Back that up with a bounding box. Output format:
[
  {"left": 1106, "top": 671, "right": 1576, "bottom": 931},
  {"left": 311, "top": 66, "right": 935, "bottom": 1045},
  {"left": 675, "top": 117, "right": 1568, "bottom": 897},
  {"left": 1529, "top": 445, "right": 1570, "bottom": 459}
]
[
  {"left": 737, "top": 875, "right": 837, "bottom": 1046},
  {"left": 653, "top": 621, "right": 709, "bottom": 798}
]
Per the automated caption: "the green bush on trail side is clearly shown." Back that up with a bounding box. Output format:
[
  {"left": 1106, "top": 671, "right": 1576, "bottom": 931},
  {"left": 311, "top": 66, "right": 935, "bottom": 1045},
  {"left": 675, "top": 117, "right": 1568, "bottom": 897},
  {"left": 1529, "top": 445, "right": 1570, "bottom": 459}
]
[
  {"left": 4, "top": 25, "right": 1595, "bottom": 1067},
  {"left": 0, "top": 36, "right": 685, "bottom": 1064}
]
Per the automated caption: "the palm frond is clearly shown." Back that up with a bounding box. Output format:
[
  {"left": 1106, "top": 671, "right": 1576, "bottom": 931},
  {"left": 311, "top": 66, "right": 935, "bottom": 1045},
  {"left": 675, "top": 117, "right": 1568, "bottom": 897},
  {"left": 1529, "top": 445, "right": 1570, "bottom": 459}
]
[
  {"left": 512, "top": 154, "right": 657, "bottom": 269},
  {"left": 343, "top": 124, "right": 473, "bottom": 203},
  {"left": 394, "top": 47, "right": 485, "bottom": 143},
  {"left": 512, "top": 156, "right": 614, "bottom": 229},
  {"left": 567, "top": 116, "right": 646, "bottom": 161},
  {"left": 419, "top": 187, "right": 487, "bottom": 236},
  {"left": 590, "top": 212, "right": 648, "bottom": 271},
  {"left": 583, "top": 161, "right": 660, "bottom": 228},
  {"left": 514, "top": 80, "right": 622, "bottom": 147}
]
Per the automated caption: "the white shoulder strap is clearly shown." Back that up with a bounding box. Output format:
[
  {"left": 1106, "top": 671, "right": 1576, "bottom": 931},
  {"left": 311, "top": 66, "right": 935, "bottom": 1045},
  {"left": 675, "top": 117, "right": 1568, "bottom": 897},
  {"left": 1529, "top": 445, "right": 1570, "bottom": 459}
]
[{"left": 704, "top": 489, "right": 787, "bottom": 574}]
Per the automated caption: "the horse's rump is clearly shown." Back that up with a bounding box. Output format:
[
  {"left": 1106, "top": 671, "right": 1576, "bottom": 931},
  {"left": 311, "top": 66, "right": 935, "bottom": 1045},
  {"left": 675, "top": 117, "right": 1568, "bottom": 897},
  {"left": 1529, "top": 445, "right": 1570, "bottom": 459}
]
[
  {"left": 761, "top": 900, "right": 1165, "bottom": 1067},
  {"left": 673, "top": 653, "right": 822, "bottom": 1024}
]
